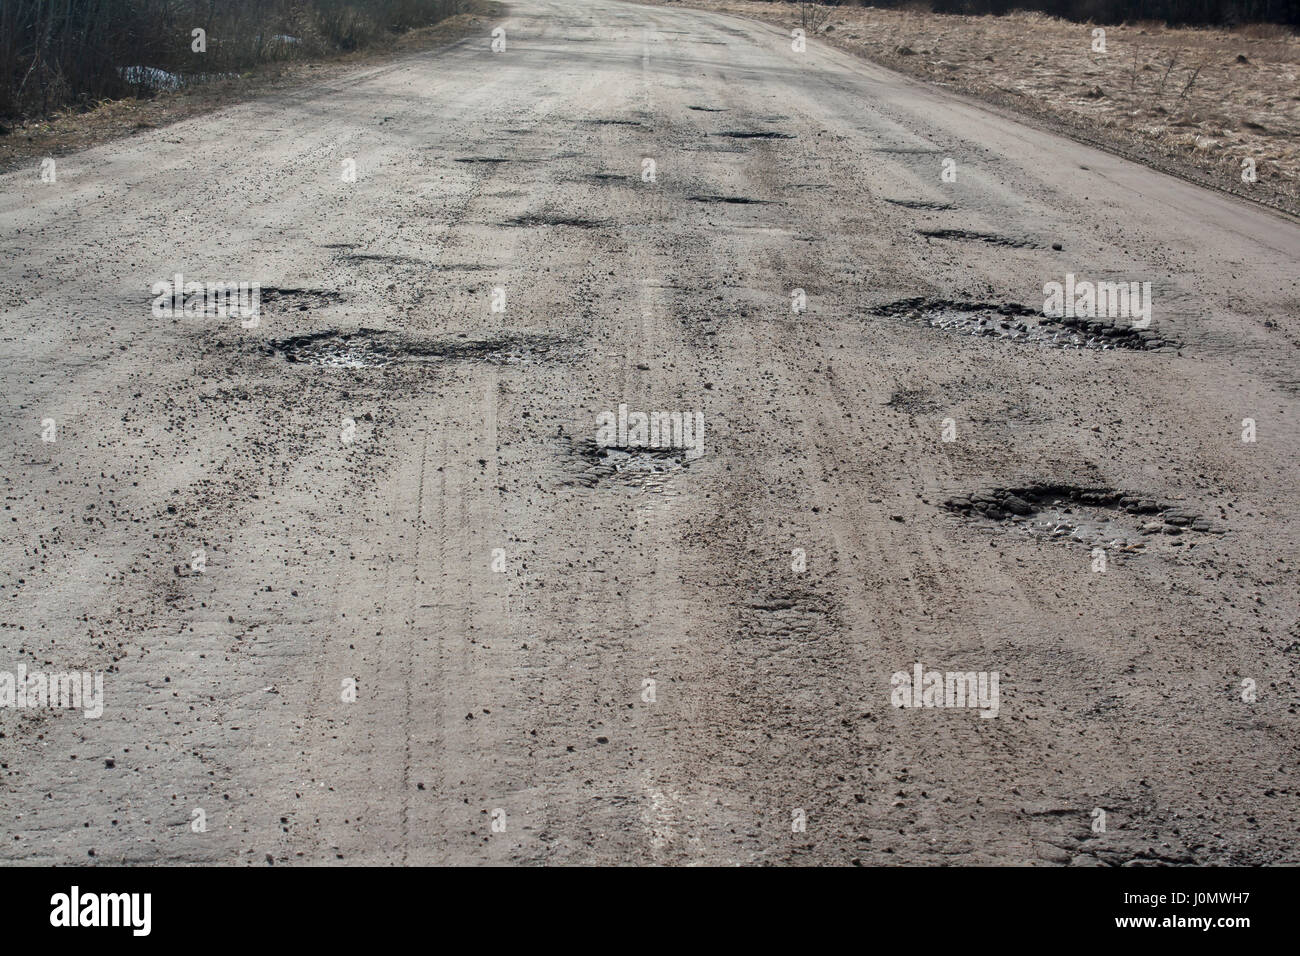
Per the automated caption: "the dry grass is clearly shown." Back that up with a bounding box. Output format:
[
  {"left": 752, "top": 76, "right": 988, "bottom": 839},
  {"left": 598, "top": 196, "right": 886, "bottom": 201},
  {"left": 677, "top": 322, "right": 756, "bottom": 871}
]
[{"left": 656, "top": 0, "right": 1300, "bottom": 215}]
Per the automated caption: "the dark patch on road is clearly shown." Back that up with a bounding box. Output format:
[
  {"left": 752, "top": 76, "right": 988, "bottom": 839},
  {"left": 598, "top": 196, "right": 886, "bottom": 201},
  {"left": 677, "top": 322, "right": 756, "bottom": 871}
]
[
  {"left": 258, "top": 287, "right": 343, "bottom": 313},
  {"left": 885, "top": 198, "right": 955, "bottom": 210},
  {"left": 945, "top": 484, "right": 1221, "bottom": 551},
  {"left": 686, "top": 195, "right": 776, "bottom": 204},
  {"left": 688, "top": 105, "right": 727, "bottom": 111},
  {"left": 264, "top": 329, "right": 566, "bottom": 368},
  {"left": 564, "top": 437, "right": 693, "bottom": 490},
  {"left": 454, "top": 156, "right": 511, "bottom": 164},
  {"left": 338, "top": 253, "right": 427, "bottom": 265},
  {"left": 715, "top": 130, "right": 795, "bottom": 139},
  {"left": 885, "top": 389, "right": 943, "bottom": 414},
  {"left": 871, "top": 298, "right": 1177, "bottom": 351},
  {"left": 505, "top": 213, "right": 610, "bottom": 228},
  {"left": 919, "top": 228, "right": 1037, "bottom": 248},
  {"left": 740, "top": 588, "right": 837, "bottom": 643}
]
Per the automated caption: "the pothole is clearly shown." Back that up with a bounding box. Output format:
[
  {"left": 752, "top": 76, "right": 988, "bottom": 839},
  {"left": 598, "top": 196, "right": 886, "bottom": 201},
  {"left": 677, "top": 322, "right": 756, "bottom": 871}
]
[
  {"left": 338, "top": 253, "right": 426, "bottom": 266},
  {"left": 564, "top": 437, "right": 693, "bottom": 490},
  {"left": 686, "top": 195, "right": 775, "bottom": 204},
  {"left": 919, "top": 228, "right": 1036, "bottom": 248},
  {"left": 885, "top": 198, "right": 955, "bottom": 210},
  {"left": 264, "top": 329, "right": 566, "bottom": 368},
  {"left": 588, "top": 172, "right": 629, "bottom": 182},
  {"left": 739, "top": 588, "right": 836, "bottom": 643},
  {"left": 454, "top": 156, "right": 510, "bottom": 164},
  {"left": 715, "top": 130, "right": 795, "bottom": 139},
  {"left": 945, "top": 485, "right": 1222, "bottom": 552},
  {"left": 885, "top": 389, "right": 943, "bottom": 414},
  {"left": 871, "top": 146, "right": 942, "bottom": 154},
  {"left": 584, "top": 118, "right": 643, "bottom": 127},
  {"left": 505, "top": 213, "right": 610, "bottom": 229},
  {"left": 258, "top": 287, "right": 343, "bottom": 313},
  {"left": 688, "top": 105, "right": 727, "bottom": 112},
  {"left": 871, "top": 298, "right": 1176, "bottom": 351}
]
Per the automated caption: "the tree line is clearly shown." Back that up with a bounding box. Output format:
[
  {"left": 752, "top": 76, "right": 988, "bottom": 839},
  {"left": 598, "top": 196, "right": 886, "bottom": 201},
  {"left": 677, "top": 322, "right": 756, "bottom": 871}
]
[{"left": 1, "top": 0, "right": 467, "bottom": 119}]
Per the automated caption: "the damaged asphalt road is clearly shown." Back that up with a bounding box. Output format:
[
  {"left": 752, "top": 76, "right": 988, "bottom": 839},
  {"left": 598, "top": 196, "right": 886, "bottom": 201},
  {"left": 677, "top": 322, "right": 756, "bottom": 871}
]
[{"left": 1, "top": 0, "right": 1298, "bottom": 865}]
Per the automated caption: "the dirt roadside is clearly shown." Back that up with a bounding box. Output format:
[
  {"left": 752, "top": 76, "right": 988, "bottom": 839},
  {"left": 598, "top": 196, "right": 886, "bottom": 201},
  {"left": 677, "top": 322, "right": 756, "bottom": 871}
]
[
  {"left": 638, "top": 0, "right": 1300, "bottom": 217},
  {"left": 0, "top": 3, "right": 504, "bottom": 175}
]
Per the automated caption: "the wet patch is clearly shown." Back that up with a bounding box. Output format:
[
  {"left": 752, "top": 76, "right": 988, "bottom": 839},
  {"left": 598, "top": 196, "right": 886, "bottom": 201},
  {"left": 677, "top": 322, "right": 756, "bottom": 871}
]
[
  {"left": 715, "top": 130, "right": 795, "bottom": 139},
  {"left": 945, "top": 485, "right": 1221, "bottom": 552},
  {"left": 871, "top": 298, "right": 1176, "bottom": 351},
  {"left": 885, "top": 198, "right": 955, "bottom": 210},
  {"left": 919, "top": 228, "right": 1036, "bottom": 248},
  {"left": 564, "top": 437, "right": 693, "bottom": 490},
  {"left": 263, "top": 329, "right": 565, "bottom": 368},
  {"left": 686, "top": 195, "right": 776, "bottom": 205}
]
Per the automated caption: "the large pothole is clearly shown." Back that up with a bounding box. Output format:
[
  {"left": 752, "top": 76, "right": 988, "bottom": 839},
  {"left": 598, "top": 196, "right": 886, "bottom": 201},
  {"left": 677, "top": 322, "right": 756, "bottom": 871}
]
[
  {"left": 264, "top": 329, "right": 566, "bottom": 368},
  {"left": 872, "top": 298, "right": 1177, "bottom": 351},
  {"left": 564, "top": 437, "right": 694, "bottom": 490},
  {"left": 945, "top": 485, "right": 1222, "bottom": 552}
]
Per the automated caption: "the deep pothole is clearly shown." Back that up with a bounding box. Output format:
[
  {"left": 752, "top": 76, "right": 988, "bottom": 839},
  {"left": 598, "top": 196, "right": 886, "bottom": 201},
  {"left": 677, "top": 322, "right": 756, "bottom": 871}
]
[
  {"left": 564, "top": 437, "right": 694, "bottom": 490},
  {"left": 263, "top": 329, "right": 566, "bottom": 368},
  {"left": 872, "top": 298, "right": 1177, "bottom": 351},
  {"left": 919, "top": 228, "right": 1036, "bottom": 248},
  {"left": 945, "top": 485, "right": 1222, "bottom": 552}
]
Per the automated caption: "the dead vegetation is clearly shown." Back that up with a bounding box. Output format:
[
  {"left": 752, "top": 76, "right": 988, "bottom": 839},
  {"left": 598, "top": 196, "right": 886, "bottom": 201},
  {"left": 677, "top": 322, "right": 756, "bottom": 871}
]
[{"left": 655, "top": 1, "right": 1300, "bottom": 215}]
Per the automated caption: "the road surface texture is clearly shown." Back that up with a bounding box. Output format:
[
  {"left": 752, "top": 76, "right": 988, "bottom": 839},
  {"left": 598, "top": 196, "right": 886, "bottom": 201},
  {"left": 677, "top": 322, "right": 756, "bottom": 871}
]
[{"left": 2, "top": 0, "right": 1298, "bottom": 865}]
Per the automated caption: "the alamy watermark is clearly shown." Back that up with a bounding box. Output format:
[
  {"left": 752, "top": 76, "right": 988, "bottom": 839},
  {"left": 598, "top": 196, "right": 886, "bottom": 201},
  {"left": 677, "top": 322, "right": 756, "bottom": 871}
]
[
  {"left": 151, "top": 272, "right": 260, "bottom": 326},
  {"left": 596, "top": 403, "right": 705, "bottom": 458},
  {"left": 0, "top": 664, "right": 103, "bottom": 718},
  {"left": 891, "top": 662, "right": 999, "bottom": 718},
  {"left": 1043, "top": 273, "right": 1152, "bottom": 328}
]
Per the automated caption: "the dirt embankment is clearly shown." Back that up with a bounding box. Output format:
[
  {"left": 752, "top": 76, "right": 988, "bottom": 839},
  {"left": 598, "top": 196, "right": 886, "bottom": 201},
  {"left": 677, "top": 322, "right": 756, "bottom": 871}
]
[
  {"left": 0, "top": 3, "right": 502, "bottom": 175},
  {"left": 646, "top": 0, "right": 1300, "bottom": 216}
]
